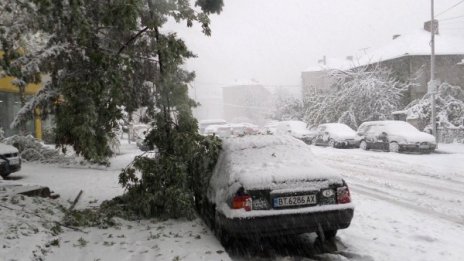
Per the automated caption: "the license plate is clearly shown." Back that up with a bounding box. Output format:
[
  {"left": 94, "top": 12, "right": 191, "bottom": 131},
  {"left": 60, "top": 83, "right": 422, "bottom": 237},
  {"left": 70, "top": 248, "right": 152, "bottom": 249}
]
[
  {"left": 273, "top": 194, "right": 317, "bottom": 207},
  {"left": 419, "top": 144, "right": 429, "bottom": 149},
  {"left": 8, "top": 158, "right": 20, "bottom": 165}
]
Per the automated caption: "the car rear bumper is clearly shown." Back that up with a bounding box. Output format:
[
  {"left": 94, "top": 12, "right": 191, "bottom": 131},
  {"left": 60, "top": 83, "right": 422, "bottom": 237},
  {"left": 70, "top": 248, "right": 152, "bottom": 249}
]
[
  {"left": 399, "top": 143, "right": 436, "bottom": 152},
  {"left": 335, "top": 140, "right": 359, "bottom": 148},
  {"left": 217, "top": 208, "right": 354, "bottom": 237},
  {"left": 0, "top": 161, "right": 21, "bottom": 176}
]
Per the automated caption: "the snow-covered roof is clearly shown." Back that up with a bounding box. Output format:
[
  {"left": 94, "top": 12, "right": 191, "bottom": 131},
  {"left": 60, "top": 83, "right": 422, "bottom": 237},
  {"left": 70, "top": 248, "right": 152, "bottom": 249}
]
[
  {"left": 358, "top": 30, "right": 464, "bottom": 65},
  {"left": 303, "top": 58, "right": 354, "bottom": 72},
  {"left": 304, "top": 30, "right": 464, "bottom": 72}
]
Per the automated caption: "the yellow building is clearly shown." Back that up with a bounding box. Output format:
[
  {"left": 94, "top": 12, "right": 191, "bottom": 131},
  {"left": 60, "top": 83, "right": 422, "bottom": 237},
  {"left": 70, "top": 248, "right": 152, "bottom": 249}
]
[{"left": 0, "top": 52, "right": 43, "bottom": 139}]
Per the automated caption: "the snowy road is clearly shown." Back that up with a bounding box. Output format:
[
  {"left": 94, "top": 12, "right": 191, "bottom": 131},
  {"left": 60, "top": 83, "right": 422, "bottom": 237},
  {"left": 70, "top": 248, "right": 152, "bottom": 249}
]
[
  {"left": 311, "top": 144, "right": 464, "bottom": 261},
  {"left": 1, "top": 142, "right": 464, "bottom": 260}
]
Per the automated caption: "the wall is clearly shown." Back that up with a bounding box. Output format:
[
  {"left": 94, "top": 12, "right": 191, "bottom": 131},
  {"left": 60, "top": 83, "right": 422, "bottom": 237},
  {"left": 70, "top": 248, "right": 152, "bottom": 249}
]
[{"left": 222, "top": 84, "right": 272, "bottom": 125}]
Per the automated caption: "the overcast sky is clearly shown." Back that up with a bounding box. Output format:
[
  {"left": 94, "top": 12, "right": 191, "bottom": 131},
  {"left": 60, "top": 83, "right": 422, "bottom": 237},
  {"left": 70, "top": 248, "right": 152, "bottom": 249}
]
[{"left": 167, "top": 0, "right": 464, "bottom": 98}]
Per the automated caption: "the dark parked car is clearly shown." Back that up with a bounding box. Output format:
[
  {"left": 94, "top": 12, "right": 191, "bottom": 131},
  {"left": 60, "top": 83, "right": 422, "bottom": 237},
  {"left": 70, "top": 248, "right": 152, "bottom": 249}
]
[
  {"left": 312, "top": 123, "right": 359, "bottom": 148},
  {"left": 356, "top": 121, "right": 437, "bottom": 153},
  {"left": 0, "top": 143, "right": 21, "bottom": 178},
  {"left": 203, "top": 135, "right": 354, "bottom": 246}
]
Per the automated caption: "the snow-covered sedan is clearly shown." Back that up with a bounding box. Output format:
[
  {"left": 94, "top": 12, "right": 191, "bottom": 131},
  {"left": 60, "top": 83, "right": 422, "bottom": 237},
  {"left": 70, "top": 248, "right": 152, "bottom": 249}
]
[
  {"left": 312, "top": 123, "right": 359, "bottom": 148},
  {"left": 356, "top": 120, "right": 437, "bottom": 153},
  {"left": 0, "top": 143, "right": 21, "bottom": 178},
  {"left": 274, "top": 120, "right": 316, "bottom": 144},
  {"left": 205, "top": 135, "right": 354, "bottom": 245}
]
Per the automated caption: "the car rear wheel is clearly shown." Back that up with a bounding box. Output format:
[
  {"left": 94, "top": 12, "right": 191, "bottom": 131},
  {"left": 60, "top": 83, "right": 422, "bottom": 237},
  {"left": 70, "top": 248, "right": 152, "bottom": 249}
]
[
  {"left": 389, "top": 142, "right": 400, "bottom": 153},
  {"left": 317, "top": 229, "right": 338, "bottom": 240},
  {"left": 360, "top": 140, "right": 368, "bottom": 150}
]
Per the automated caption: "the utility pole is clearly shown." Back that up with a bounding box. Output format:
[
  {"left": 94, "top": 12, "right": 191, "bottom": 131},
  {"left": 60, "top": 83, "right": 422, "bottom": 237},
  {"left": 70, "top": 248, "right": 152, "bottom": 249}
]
[{"left": 430, "top": 0, "right": 437, "bottom": 142}]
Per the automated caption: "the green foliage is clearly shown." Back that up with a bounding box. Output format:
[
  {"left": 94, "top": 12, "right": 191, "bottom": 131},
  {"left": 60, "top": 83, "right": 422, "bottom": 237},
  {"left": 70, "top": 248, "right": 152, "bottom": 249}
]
[
  {"left": 13, "top": 0, "right": 224, "bottom": 164},
  {"left": 119, "top": 134, "right": 221, "bottom": 219}
]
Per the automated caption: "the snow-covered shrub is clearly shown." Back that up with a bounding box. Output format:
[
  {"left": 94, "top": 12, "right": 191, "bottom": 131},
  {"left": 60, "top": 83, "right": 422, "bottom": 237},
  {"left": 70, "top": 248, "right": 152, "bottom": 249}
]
[
  {"left": 0, "top": 128, "right": 4, "bottom": 141},
  {"left": 404, "top": 82, "right": 464, "bottom": 130},
  {"left": 2, "top": 135, "right": 73, "bottom": 164}
]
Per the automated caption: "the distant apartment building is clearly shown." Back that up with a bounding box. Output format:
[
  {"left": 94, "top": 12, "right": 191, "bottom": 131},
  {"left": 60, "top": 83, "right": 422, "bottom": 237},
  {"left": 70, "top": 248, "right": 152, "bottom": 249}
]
[
  {"left": 222, "top": 83, "right": 272, "bottom": 125},
  {"left": 302, "top": 24, "right": 464, "bottom": 101}
]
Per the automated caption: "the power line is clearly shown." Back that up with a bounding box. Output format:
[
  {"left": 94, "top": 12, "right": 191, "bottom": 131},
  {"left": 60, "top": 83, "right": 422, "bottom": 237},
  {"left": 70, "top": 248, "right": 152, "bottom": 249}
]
[
  {"left": 439, "top": 14, "right": 464, "bottom": 21},
  {"left": 436, "top": 0, "right": 464, "bottom": 17}
]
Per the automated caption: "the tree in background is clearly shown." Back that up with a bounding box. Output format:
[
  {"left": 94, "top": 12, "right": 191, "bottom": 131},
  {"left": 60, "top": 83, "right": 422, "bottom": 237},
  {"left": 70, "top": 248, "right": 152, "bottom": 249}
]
[
  {"left": 302, "top": 64, "right": 412, "bottom": 128},
  {"left": 404, "top": 82, "right": 464, "bottom": 130},
  {"left": 271, "top": 87, "right": 304, "bottom": 121}
]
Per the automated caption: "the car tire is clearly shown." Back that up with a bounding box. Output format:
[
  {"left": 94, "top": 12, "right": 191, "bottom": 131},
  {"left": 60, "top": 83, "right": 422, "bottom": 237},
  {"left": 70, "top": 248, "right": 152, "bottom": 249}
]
[
  {"left": 324, "top": 229, "right": 338, "bottom": 239},
  {"left": 328, "top": 139, "right": 336, "bottom": 148},
  {"left": 389, "top": 142, "right": 400, "bottom": 153},
  {"left": 360, "top": 140, "right": 368, "bottom": 150},
  {"left": 317, "top": 229, "right": 338, "bottom": 240}
]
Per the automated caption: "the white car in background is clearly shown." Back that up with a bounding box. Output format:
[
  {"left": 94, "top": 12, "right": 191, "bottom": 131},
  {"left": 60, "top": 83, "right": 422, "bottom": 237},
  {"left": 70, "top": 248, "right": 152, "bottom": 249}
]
[
  {"left": 199, "top": 119, "right": 227, "bottom": 134},
  {"left": 0, "top": 143, "right": 21, "bottom": 178},
  {"left": 203, "top": 135, "right": 354, "bottom": 245},
  {"left": 356, "top": 121, "right": 437, "bottom": 153},
  {"left": 275, "top": 120, "right": 316, "bottom": 144},
  {"left": 204, "top": 123, "right": 259, "bottom": 138},
  {"left": 312, "top": 123, "right": 359, "bottom": 148}
]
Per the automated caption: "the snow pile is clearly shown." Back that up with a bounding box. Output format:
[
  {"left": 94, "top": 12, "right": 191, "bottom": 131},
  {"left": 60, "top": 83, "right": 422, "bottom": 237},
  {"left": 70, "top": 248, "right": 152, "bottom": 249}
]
[
  {"left": 0, "top": 185, "right": 65, "bottom": 261},
  {"left": 2, "top": 135, "right": 76, "bottom": 164}
]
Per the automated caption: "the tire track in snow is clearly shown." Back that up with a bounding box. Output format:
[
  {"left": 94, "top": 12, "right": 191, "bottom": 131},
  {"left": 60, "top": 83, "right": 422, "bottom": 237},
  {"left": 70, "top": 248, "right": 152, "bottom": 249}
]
[
  {"left": 349, "top": 182, "right": 464, "bottom": 226},
  {"left": 322, "top": 157, "right": 464, "bottom": 197},
  {"left": 312, "top": 147, "right": 464, "bottom": 185},
  {"left": 323, "top": 159, "right": 464, "bottom": 223}
]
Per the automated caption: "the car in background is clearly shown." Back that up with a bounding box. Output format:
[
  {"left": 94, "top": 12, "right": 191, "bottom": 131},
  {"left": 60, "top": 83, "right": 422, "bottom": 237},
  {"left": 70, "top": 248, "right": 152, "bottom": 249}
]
[
  {"left": 0, "top": 143, "right": 21, "bottom": 178},
  {"left": 312, "top": 123, "right": 359, "bottom": 148},
  {"left": 229, "top": 123, "right": 260, "bottom": 136},
  {"left": 203, "top": 135, "right": 354, "bottom": 245},
  {"left": 199, "top": 119, "right": 227, "bottom": 134},
  {"left": 274, "top": 120, "right": 316, "bottom": 144},
  {"left": 205, "top": 123, "right": 260, "bottom": 138},
  {"left": 356, "top": 121, "right": 437, "bottom": 153}
]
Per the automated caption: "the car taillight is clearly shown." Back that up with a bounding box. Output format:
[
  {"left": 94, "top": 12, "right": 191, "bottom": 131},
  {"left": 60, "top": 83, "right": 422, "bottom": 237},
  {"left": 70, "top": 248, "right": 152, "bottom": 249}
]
[
  {"left": 337, "top": 186, "right": 351, "bottom": 204},
  {"left": 232, "top": 195, "right": 252, "bottom": 211}
]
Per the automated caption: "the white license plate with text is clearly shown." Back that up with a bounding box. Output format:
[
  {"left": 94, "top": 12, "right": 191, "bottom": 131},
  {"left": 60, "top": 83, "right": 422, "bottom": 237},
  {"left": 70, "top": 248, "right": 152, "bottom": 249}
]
[
  {"left": 8, "top": 158, "right": 20, "bottom": 165},
  {"left": 273, "top": 194, "right": 317, "bottom": 207}
]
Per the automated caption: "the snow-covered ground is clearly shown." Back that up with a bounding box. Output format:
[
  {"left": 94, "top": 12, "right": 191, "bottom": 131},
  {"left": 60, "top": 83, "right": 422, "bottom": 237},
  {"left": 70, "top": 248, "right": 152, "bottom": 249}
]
[
  {"left": 1, "top": 140, "right": 464, "bottom": 260},
  {"left": 312, "top": 143, "right": 464, "bottom": 261},
  {"left": 0, "top": 141, "right": 230, "bottom": 261}
]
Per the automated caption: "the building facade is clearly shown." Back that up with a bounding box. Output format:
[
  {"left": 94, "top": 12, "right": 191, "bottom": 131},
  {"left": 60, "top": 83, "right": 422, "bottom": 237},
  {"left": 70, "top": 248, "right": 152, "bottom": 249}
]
[
  {"left": 222, "top": 84, "right": 272, "bottom": 125},
  {"left": 302, "top": 30, "right": 464, "bottom": 101}
]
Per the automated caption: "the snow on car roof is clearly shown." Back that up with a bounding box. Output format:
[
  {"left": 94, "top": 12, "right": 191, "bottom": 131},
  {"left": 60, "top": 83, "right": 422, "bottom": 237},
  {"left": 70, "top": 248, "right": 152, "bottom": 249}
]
[
  {"left": 321, "top": 123, "right": 355, "bottom": 135},
  {"left": 0, "top": 143, "right": 19, "bottom": 154},
  {"left": 213, "top": 135, "right": 342, "bottom": 190}
]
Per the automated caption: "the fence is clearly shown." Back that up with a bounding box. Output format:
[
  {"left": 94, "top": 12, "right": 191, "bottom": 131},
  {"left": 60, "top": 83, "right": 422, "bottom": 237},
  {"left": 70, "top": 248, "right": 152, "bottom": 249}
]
[{"left": 437, "top": 127, "right": 464, "bottom": 143}]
